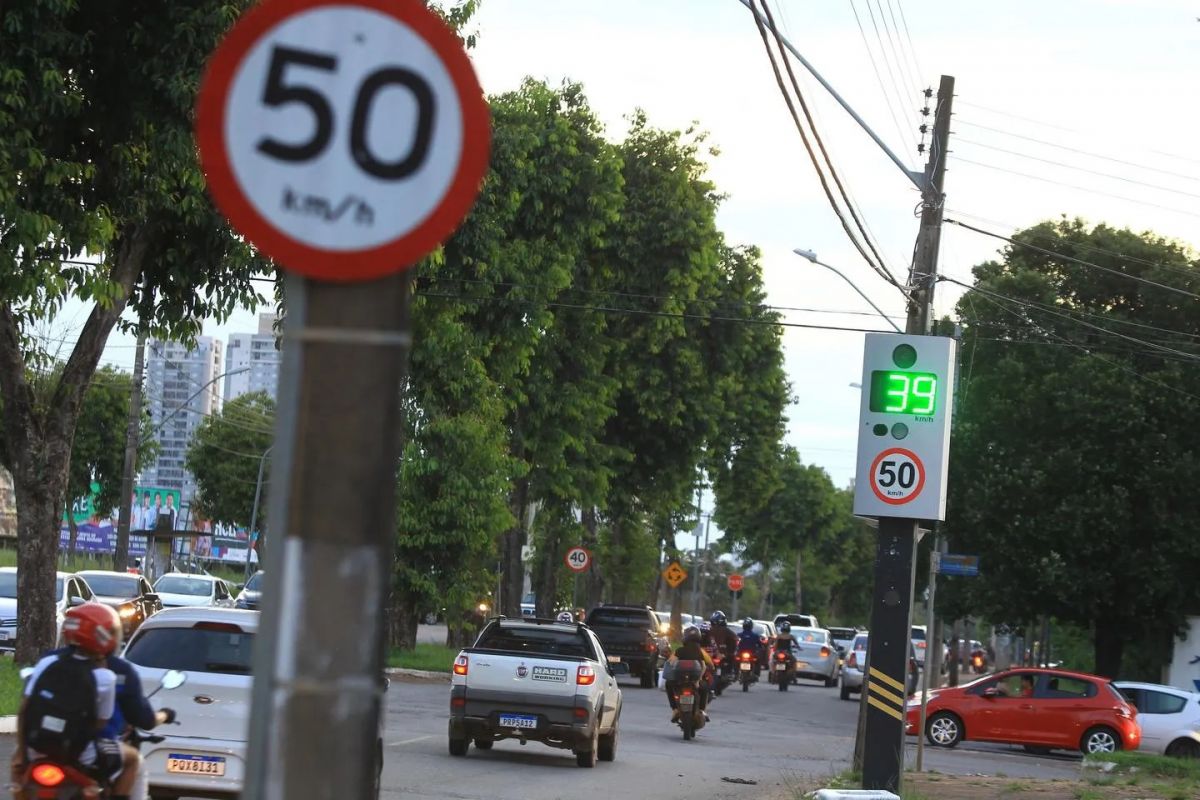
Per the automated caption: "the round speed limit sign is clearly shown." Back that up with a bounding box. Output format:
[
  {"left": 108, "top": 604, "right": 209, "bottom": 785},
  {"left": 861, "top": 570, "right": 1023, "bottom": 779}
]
[
  {"left": 195, "top": 0, "right": 490, "bottom": 280},
  {"left": 869, "top": 447, "right": 927, "bottom": 506},
  {"left": 564, "top": 547, "right": 591, "bottom": 573}
]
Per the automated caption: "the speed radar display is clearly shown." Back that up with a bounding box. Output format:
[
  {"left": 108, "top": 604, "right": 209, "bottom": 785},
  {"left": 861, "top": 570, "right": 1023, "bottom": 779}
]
[{"left": 853, "top": 334, "right": 955, "bottom": 521}]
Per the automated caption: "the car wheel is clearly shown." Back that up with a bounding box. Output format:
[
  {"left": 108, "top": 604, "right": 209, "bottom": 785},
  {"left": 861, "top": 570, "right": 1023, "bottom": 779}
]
[
  {"left": 576, "top": 729, "right": 598, "bottom": 768},
  {"left": 1081, "top": 726, "right": 1120, "bottom": 755},
  {"left": 473, "top": 737, "right": 494, "bottom": 750},
  {"left": 1166, "top": 738, "right": 1200, "bottom": 759},
  {"left": 448, "top": 736, "right": 469, "bottom": 756},
  {"left": 598, "top": 723, "right": 618, "bottom": 762},
  {"left": 840, "top": 681, "right": 851, "bottom": 701},
  {"left": 926, "top": 711, "right": 963, "bottom": 748}
]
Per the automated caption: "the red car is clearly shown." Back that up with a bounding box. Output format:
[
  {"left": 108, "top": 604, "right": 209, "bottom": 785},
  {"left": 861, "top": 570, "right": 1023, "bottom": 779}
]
[{"left": 905, "top": 667, "right": 1140, "bottom": 755}]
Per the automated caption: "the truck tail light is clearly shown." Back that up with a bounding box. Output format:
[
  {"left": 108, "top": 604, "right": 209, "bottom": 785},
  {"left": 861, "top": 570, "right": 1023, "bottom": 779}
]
[
  {"left": 451, "top": 696, "right": 466, "bottom": 709},
  {"left": 577, "top": 665, "right": 596, "bottom": 686},
  {"left": 453, "top": 655, "right": 468, "bottom": 676},
  {"left": 573, "top": 707, "right": 588, "bottom": 720}
]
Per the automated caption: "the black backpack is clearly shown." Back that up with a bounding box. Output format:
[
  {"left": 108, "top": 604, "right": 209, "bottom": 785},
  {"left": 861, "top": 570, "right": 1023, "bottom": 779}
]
[{"left": 21, "top": 653, "right": 99, "bottom": 761}]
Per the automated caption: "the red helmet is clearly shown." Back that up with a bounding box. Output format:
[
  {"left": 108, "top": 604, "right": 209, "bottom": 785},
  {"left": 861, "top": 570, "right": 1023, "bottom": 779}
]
[{"left": 62, "top": 603, "right": 122, "bottom": 656}]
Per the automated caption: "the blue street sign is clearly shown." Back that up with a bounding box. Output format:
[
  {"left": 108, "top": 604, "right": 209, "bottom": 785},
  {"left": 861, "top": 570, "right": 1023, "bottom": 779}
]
[{"left": 937, "top": 554, "right": 979, "bottom": 577}]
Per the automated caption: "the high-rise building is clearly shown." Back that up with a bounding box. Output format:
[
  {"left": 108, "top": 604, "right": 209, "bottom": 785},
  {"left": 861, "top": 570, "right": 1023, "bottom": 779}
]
[
  {"left": 142, "top": 336, "right": 224, "bottom": 506},
  {"left": 225, "top": 313, "right": 281, "bottom": 403}
]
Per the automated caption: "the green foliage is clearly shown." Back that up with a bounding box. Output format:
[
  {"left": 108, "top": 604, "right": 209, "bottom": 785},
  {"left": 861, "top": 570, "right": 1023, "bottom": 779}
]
[
  {"left": 386, "top": 643, "right": 459, "bottom": 672},
  {"left": 0, "top": 656, "right": 23, "bottom": 716},
  {"left": 69, "top": 366, "right": 156, "bottom": 515},
  {"left": 944, "top": 218, "right": 1200, "bottom": 677},
  {"left": 185, "top": 392, "right": 274, "bottom": 531}
]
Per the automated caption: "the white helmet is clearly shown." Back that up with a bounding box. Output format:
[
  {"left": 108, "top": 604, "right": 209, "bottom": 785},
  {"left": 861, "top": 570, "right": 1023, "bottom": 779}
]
[{"left": 556, "top": 611, "right": 575, "bottom": 623}]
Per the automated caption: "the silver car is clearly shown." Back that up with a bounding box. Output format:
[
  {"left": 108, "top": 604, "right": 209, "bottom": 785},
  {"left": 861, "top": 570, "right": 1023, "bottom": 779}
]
[
  {"left": 788, "top": 627, "right": 840, "bottom": 687},
  {"left": 839, "top": 632, "right": 920, "bottom": 700}
]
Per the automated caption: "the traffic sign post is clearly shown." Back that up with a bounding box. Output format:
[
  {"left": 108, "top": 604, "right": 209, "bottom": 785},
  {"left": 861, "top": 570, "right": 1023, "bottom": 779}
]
[
  {"left": 853, "top": 333, "right": 957, "bottom": 792},
  {"left": 195, "top": 2, "right": 490, "bottom": 798},
  {"left": 728, "top": 574, "right": 744, "bottom": 620}
]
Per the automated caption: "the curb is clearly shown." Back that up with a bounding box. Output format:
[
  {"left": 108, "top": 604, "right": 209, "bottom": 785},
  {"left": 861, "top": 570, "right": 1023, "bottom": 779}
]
[
  {"left": 0, "top": 716, "right": 15, "bottom": 734},
  {"left": 385, "top": 667, "right": 450, "bottom": 681}
]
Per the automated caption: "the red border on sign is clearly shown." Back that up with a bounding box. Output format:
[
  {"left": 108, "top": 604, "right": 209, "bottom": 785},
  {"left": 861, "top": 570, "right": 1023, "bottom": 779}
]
[
  {"left": 868, "top": 447, "right": 926, "bottom": 506},
  {"left": 564, "top": 547, "right": 591, "bottom": 573},
  {"left": 195, "top": 0, "right": 492, "bottom": 281},
  {"left": 727, "top": 574, "right": 744, "bottom": 592}
]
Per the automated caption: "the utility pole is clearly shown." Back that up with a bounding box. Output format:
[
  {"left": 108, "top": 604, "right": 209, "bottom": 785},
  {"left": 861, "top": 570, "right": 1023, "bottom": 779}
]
[
  {"left": 114, "top": 331, "right": 146, "bottom": 571},
  {"left": 859, "top": 75, "right": 955, "bottom": 794}
]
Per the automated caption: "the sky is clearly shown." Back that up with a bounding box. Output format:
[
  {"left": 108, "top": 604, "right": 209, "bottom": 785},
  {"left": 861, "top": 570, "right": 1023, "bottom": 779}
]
[{"left": 57, "top": 0, "right": 1200, "bottom": 545}]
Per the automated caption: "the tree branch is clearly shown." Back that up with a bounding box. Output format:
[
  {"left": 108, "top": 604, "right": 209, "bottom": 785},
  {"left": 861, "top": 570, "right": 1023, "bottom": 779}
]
[{"left": 0, "top": 301, "right": 36, "bottom": 467}]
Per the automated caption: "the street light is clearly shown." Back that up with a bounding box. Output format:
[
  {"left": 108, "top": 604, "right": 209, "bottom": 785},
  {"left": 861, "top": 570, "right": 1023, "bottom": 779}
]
[
  {"left": 793, "top": 248, "right": 903, "bottom": 334},
  {"left": 154, "top": 366, "right": 251, "bottom": 433},
  {"left": 244, "top": 445, "right": 272, "bottom": 582}
]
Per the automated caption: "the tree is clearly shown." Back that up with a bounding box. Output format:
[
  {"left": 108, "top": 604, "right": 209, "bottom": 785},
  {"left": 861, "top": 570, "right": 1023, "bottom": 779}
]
[
  {"left": 0, "top": 0, "right": 265, "bottom": 661},
  {"left": 185, "top": 391, "right": 274, "bottom": 534},
  {"left": 944, "top": 218, "right": 1200, "bottom": 677}
]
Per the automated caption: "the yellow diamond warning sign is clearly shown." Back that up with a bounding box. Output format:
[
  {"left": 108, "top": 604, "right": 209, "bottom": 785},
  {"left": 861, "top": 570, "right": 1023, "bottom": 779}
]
[{"left": 663, "top": 561, "right": 688, "bottom": 589}]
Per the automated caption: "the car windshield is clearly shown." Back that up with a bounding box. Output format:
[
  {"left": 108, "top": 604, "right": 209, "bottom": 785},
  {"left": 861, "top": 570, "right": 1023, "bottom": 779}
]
[
  {"left": 155, "top": 577, "right": 212, "bottom": 596},
  {"left": 0, "top": 574, "right": 62, "bottom": 600},
  {"left": 587, "top": 609, "right": 650, "bottom": 628},
  {"left": 475, "top": 625, "right": 594, "bottom": 659},
  {"left": 852, "top": 635, "right": 868, "bottom": 651},
  {"left": 829, "top": 627, "right": 856, "bottom": 640},
  {"left": 125, "top": 625, "right": 254, "bottom": 675},
  {"left": 244, "top": 573, "right": 264, "bottom": 591},
  {"left": 82, "top": 575, "right": 139, "bottom": 598},
  {"left": 911, "top": 628, "right": 927, "bottom": 641},
  {"left": 794, "top": 629, "right": 829, "bottom": 644}
]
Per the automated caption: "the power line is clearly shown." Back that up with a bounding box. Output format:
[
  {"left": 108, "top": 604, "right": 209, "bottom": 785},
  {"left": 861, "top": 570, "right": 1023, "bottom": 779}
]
[
  {"left": 751, "top": 0, "right": 905, "bottom": 293},
  {"left": 944, "top": 218, "right": 1200, "bottom": 301},
  {"left": 878, "top": 0, "right": 922, "bottom": 116},
  {"left": 893, "top": 0, "right": 925, "bottom": 87},
  {"left": 956, "top": 137, "right": 1200, "bottom": 201},
  {"left": 850, "top": 0, "right": 915, "bottom": 155},
  {"left": 951, "top": 157, "right": 1200, "bottom": 221}
]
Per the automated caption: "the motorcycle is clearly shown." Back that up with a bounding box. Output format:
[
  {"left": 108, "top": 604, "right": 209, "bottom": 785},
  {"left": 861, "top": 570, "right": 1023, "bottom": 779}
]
[
  {"left": 772, "top": 649, "right": 795, "bottom": 692},
  {"left": 970, "top": 650, "right": 987, "bottom": 673},
  {"left": 736, "top": 650, "right": 758, "bottom": 692},
  {"left": 673, "top": 660, "right": 707, "bottom": 741},
  {"left": 705, "top": 645, "right": 733, "bottom": 697},
  {"left": 18, "top": 669, "right": 187, "bottom": 800}
]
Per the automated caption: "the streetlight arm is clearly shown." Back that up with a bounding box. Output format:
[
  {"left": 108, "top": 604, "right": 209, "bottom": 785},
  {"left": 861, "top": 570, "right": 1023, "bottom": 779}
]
[
  {"left": 794, "top": 249, "right": 904, "bottom": 334},
  {"left": 154, "top": 366, "right": 250, "bottom": 433}
]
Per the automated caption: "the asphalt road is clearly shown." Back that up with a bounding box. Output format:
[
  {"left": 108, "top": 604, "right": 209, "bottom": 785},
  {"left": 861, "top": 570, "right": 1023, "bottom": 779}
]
[{"left": 379, "top": 672, "right": 1085, "bottom": 800}]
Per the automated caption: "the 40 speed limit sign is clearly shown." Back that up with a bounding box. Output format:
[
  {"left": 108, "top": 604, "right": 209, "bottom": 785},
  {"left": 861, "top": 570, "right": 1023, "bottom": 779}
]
[
  {"left": 854, "top": 334, "right": 956, "bottom": 520},
  {"left": 195, "top": 0, "right": 490, "bottom": 280},
  {"left": 564, "top": 547, "right": 591, "bottom": 573}
]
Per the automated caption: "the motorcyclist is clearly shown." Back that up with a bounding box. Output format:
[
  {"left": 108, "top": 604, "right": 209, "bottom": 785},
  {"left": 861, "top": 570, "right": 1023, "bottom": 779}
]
[
  {"left": 773, "top": 620, "right": 797, "bottom": 678},
  {"left": 665, "top": 625, "right": 715, "bottom": 722},
  {"left": 736, "top": 618, "right": 766, "bottom": 675},
  {"left": 708, "top": 611, "right": 739, "bottom": 661},
  {"left": 12, "top": 605, "right": 139, "bottom": 800}
]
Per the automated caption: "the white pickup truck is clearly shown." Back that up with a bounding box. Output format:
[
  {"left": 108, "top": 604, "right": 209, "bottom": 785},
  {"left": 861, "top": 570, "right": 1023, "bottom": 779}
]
[{"left": 449, "top": 617, "right": 625, "bottom": 767}]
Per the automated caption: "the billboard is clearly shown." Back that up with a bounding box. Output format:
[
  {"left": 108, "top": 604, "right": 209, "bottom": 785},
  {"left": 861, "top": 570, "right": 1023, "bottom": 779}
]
[{"left": 131, "top": 485, "right": 182, "bottom": 532}]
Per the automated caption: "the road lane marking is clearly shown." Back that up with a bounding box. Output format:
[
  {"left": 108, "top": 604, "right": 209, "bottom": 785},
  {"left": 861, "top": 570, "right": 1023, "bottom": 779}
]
[
  {"left": 868, "top": 667, "right": 905, "bottom": 694},
  {"left": 868, "top": 679, "right": 905, "bottom": 707},
  {"left": 387, "top": 735, "right": 434, "bottom": 747},
  {"left": 867, "top": 694, "right": 904, "bottom": 721}
]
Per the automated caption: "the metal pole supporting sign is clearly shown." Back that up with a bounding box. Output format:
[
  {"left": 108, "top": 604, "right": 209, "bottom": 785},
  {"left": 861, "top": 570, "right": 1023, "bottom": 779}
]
[{"left": 194, "top": 1, "right": 491, "bottom": 797}]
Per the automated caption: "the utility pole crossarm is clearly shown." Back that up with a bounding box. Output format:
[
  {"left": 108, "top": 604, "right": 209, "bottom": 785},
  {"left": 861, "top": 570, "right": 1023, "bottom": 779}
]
[{"left": 737, "top": 0, "right": 926, "bottom": 191}]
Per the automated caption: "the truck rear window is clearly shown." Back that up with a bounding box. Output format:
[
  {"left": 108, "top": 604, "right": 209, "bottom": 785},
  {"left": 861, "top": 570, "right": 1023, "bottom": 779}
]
[
  {"left": 476, "top": 625, "right": 595, "bottom": 659},
  {"left": 587, "top": 609, "right": 651, "bottom": 628}
]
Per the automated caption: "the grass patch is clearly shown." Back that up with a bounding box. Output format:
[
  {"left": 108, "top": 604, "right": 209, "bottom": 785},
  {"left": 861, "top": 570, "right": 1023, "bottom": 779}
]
[
  {"left": 1085, "top": 750, "right": 1200, "bottom": 782},
  {"left": 387, "top": 644, "right": 457, "bottom": 673},
  {"left": 0, "top": 655, "right": 23, "bottom": 716}
]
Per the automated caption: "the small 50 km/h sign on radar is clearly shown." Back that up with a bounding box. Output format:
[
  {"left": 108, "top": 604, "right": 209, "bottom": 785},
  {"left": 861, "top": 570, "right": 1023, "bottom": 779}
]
[
  {"left": 195, "top": 0, "right": 491, "bottom": 280},
  {"left": 854, "top": 334, "right": 956, "bottom": 521}
]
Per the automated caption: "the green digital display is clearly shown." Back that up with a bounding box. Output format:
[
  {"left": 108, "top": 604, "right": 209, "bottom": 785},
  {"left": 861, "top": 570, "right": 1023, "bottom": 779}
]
[{"left": 869, "top": 370, "right": 938, "bottom": 415}]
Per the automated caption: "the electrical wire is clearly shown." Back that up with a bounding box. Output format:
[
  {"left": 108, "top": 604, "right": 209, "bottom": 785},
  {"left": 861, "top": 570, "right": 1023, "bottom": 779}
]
[
  {"left": 893, "top": 0, "right": 925, "bottom": 87},
  {"left": 878, "top": 0, "right": 922, "bottom": 115},
  {"left": 751, "top": 0, "right": 906, "bottom": 293},
  {"left": 955, "top": 138, "right": 1200, "bottom": 201},
  {"left": 951, "top": 157, "right": 1200, "bottom": 221},
  {"left": 849, "top": 0, "right": 915, "bottom": 155},
  {"left": 944, "top": 218, "right": 1200, "bottom": 301}
]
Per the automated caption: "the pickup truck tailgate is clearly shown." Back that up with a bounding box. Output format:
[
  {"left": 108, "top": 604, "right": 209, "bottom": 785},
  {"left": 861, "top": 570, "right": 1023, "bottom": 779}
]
[{"left": 463, "top": 652, "right": 583, "bottom": 697}]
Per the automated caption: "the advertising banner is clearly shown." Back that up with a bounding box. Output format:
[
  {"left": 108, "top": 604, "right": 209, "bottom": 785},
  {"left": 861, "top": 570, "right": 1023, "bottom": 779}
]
[{"left": 131, "top": 485, "right": 182, "bottom": 532}]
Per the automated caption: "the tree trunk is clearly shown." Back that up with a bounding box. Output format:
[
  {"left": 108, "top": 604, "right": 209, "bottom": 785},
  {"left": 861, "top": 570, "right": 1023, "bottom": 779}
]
[
  {"left": 581, "top": 506, "right": 604, "bottom": 609},
  {"left": 67, "top": 514, "right": 78, "bottom": 558},
  {"left": 12, "top": 450, "right": 71, "bottom": 663},
  {"left": 758, "top": 564, "right": 771, "bottom": 618},
  {"left": 386, "top": 588, "right": 420, "bottom": 651},
  {"left": 1094, "top": 622, "right": 1124, "bottom": 678},
  {"left": 793, "top": 550, "right": 803, "bottom": 611},
  {"left": 499, "top": 477, "right": 529, "bottom": 618},
  {"left": 533, "top": 515, "right": 563, "bottom": 618},
  {"left": 608, "top": 517, "right": 625, "bottom": 605},
  {"left": 446, "top": 618, "right": 476, "bottom": 650}
]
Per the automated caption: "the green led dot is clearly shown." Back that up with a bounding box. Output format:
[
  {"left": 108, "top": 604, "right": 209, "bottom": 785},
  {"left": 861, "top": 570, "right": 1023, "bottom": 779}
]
[
  {"left": 892, "top": 344, "right": 917, "bottom": 368},
  {"left": 873, "top": 424, "right": 888, "bottom": 436},
  {"left": 891, "top": 423, "right": 910, "bottom": 440}
]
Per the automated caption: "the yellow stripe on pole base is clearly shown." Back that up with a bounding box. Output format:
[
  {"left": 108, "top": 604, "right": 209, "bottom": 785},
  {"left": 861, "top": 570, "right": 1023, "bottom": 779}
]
[
  {"left": 867, "top": 693, "right": 904, "bottom": 721},
  {"left": 868, "top": 679, "right": 905, "bottom": 708},
  {"left": 869, "top": 667, "right": 906, "bottom": 694}
]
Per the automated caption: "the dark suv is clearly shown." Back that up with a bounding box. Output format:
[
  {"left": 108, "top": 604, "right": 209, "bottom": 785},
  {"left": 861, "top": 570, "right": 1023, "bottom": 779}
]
[{"left": 586, "top": 605, "right": 668, "bottom": 688}]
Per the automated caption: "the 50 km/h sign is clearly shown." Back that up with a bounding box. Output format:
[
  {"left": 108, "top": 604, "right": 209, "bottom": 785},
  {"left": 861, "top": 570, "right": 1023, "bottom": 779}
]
[
  {"left": 195, "top": 0, "right": 491, "bottom": 280},
  {"left": 564, "top": 547, "right": 591, "bottom": 573}
]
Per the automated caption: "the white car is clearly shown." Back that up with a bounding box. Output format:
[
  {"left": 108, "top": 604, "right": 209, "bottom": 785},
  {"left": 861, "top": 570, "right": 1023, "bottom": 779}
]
[
  {"left": 0, "top": 568, "right": 97, "bottom": 650},
  {"left": 1114, "top": 681, "right": 1200, "bottom": 758},
  {"left": 154, "top": 573, "right": 237, "bottom": 608},
  {"left": 123, "top": 607, "right": 257, "bottom": 799},
  {"left": 449, "top": 617, "right": 624, "bottom": 767}
]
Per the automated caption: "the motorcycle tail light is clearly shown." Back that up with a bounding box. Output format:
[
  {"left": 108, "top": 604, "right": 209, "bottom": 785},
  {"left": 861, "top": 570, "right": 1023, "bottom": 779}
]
[
  {"left": 31, "top": 764, "right": 65, "bottom": 787},
  {"left": 776, "top": 652, "right": 787, "bottom": 661},
  {"left": 681, "top": 688, "right": 693, "bottom": 697},
  {"left": 739, "top": 652, "right": 752, "bottom": 661},
  {"left": 577, "top": 665, "right": 596, "bottom": 686},
  {"left": 453, "top": 655, "right": 469, "bottom": 676}
]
